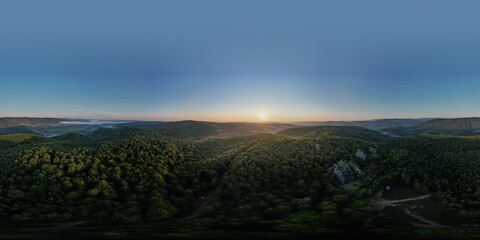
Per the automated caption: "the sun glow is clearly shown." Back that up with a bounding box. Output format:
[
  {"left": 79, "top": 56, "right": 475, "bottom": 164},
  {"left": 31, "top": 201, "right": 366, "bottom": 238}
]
[{"left": 258, "top": 112, "right": 269, "bottom": 122}]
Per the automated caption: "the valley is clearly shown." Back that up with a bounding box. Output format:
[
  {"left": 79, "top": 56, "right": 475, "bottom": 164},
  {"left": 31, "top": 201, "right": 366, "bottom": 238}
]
[
  {"left": 4, "top": 0, "right": 480, "bottom": 238},
  {"left": 1, "top": 118, "right": 480, "bottom": 239}
]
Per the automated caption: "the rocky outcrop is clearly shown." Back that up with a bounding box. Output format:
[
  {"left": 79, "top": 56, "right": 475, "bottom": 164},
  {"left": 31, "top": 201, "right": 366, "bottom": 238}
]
[
  {"left": 328, "top": 160, "right": 364, "bottom": 184},
  {"left": 355, "top": 149, "right": 367, "bottom": 160}
]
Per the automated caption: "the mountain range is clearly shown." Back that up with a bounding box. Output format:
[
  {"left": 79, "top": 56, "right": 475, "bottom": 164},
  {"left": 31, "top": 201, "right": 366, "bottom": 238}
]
[{"left": 3, "top": 117, "right": 480, "bottom": 138}]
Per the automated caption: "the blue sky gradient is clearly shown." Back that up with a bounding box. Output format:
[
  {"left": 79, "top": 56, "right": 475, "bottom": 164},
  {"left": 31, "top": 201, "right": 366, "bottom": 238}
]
[{"left": 1, "top": 1, "right": 480, "bottom": 121}]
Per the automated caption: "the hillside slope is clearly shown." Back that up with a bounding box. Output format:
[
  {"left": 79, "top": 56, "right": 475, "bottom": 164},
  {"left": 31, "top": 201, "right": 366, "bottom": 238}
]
[
  {"left": 296, "top": 119, "right": 429, "bottom": 130},
  {"left": 382, "top": 118, "right": 480, "bottom": 136},
  {"left": 277, "top": 125, "right": 389, "bottom": 142},
  {"left": 416, "top": 117, "right": 480, "bottom": 130},
  {"left": 0, "top": 117, "right": 66, "bottom": 128},
  {"left": 117, "top": 121, "right": 298, "bottom": 139}
]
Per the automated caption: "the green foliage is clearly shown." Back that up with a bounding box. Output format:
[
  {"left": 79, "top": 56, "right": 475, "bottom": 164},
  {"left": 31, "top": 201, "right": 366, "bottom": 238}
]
[
  {"left": 377, "top": 135, "right": 480, "bottom": 210},
  {"left": 278, "top": 125, "right": 390, "bottom": 142},
  {"left": 209, "top": 134, "right": 375, "bottom": 228},
  {"left": 0, "top": 135, "right": 187, "bottom": 222},
  {"left": 0, "top": 133, "right": 41, "bottom": 143},
  {"left": 382, "top": 118, "right": 480, "bottom": 136},
  {"left": 2, "top": 122, "right": 480, "bottom": 237},
  {"left": 0, "top": 130, "right": 377, "bottom": 229}
]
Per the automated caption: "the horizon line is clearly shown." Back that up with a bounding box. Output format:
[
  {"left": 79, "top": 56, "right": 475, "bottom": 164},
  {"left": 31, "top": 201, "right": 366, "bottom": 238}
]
[{"left": 1, "top": 115, "right": 480, "bottom": 124}]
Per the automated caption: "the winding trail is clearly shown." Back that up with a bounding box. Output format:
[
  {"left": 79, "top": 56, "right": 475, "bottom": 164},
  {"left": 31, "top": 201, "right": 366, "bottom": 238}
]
[
  {"left": 368, "top": 190, "right": 447, "bottom": 228},
  {"left": 370, "top": 190, "right": 430, "bottom": 211},
  {"left": 380, "top": 194, "right": 431, "bottom": 206},
  {"left": 403, "top": 208, "right": 447, "bottom": 228}
]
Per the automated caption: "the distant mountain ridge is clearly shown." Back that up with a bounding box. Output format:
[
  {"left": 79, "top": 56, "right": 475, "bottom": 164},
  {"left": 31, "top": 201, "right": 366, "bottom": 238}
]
[
  {"left": 0, "top": 117, "right": 123, "bottom": 137},
  {"left": 0, "top": 117, "right": 431, "bottom": 130},
  {"left": 277, "top": 125, "right": 390, "bottom": 142},
  {"left": 381, "top": 117, "right": 480, "bottom": 136},
  {"left": 296, "top": 118, "right": 431, "bottom": 130},
  {"left": 121, "top": 120, "right": 298, "bottom": 139},
  {"left": 4, "top": 117, "right": 480, "bottom": 138},
  {"left": 0, "top": 117, "right": 66, "bottom": 128},
  {"left": 416, "top": 117, "right": 480, "bottom": 130},
  {"left": 0, "top": 118, "right": 298, "bottom": 138}
]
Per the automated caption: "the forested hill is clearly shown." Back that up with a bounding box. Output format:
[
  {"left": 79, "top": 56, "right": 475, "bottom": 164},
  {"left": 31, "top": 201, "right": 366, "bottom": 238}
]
[
  {"left": 415, "top": 117, "right": 480, "bottom": 130},
  {"left": 277, "top": 125, "right": 390, "bottom": 142},
  {"left": 0, "top": 118, "right": 298, "bottom": 139},
  {"left": 381, "top": 117, "right": 480, "bottom": 136},
  {"left": 0, "top": 129, "right": 378, "bottom": 229},
  {"left": 3, "top": 120, "right": 480, "bottom": 238},
  {"left": 90, "top": 121, "right": 297, "bottom": 140},
  {"left": 0, "top": 117, "right": 66, "bottom": 128},
  {"left": 124, "top": 121, "right": 296, "bottom": 135},
  {"left": 9, "top": 117, "right": 480, "bottom": 139},
  {"left": 295, "top": 118, "right": 430, "bottom": 129}
]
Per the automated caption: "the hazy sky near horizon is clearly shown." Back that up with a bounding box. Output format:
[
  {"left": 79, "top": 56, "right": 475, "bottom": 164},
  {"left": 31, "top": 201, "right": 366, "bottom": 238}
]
[{"left": 1, "top": 0, "right": 480, "bottom": 122}]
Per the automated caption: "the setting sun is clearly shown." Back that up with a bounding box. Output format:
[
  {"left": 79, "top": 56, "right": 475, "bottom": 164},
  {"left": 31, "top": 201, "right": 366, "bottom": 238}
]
[{"left": 258, "top": 112, "right": 269, "bottom": 122}]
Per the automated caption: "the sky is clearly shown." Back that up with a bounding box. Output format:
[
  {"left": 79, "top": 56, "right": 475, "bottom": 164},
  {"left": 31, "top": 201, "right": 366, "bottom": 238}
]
[{"left": 1, "top": 0, "right": 480, "bottom": 122}]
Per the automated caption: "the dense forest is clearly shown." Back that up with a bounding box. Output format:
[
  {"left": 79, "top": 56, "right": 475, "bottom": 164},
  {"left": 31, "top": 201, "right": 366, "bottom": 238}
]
[
  {"left": 1, "top": 121, "right": 480, "bottom": 239},
  {"left": 380, "top": 135, "right": 480, "bottom": 210}
]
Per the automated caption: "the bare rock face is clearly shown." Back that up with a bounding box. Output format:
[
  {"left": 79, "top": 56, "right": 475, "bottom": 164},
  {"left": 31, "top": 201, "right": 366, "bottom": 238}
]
[
  {"left": 355, "top": 149, "right": 367, "bottom": 160},
  {"left": 328, "top": 160, "right": 364, "bottom": 184}
]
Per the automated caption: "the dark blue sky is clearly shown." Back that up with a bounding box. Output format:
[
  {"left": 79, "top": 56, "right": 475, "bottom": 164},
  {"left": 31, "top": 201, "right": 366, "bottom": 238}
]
[{"left": 1, "top": 1, "right": 480, "bottom": 121}]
